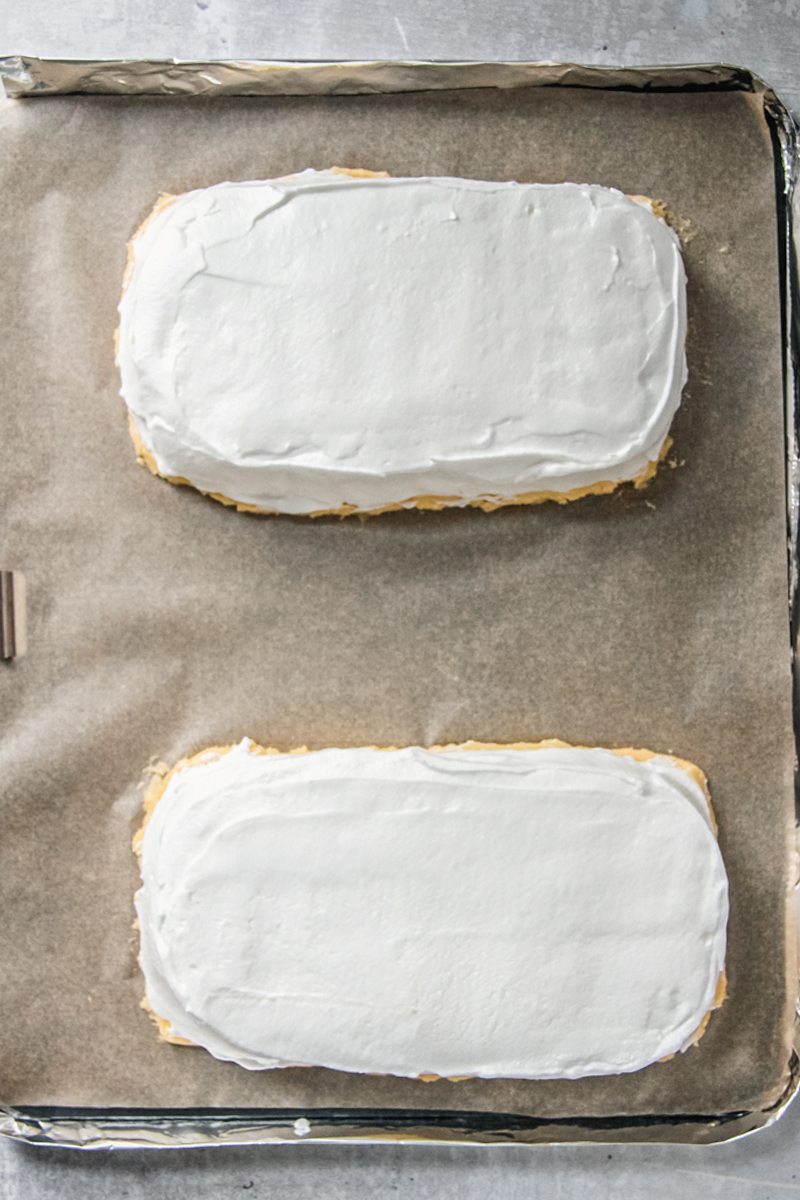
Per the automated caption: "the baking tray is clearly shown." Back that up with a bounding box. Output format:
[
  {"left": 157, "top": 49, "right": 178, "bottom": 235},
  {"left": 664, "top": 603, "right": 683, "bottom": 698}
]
[{"left": 0, "top": 56, "right": 798, "bottom": 1148}]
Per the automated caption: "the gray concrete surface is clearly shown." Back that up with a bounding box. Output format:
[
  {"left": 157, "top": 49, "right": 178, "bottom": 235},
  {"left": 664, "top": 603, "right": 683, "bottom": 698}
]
[{"left": 2, "top": 0, "right": 800, "bottom": 1194}]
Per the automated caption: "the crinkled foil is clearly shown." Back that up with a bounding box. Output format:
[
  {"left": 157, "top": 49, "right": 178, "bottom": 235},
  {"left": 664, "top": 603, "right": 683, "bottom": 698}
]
[
  {"left": 0, "top": 55, "right": 798, "bottom": 1150},
  {"left": 1, "top": 1089, "right": 799, "bottom": 1148},
  {"left": 0, "top": 56, "right": 776, "bottom": 98}
]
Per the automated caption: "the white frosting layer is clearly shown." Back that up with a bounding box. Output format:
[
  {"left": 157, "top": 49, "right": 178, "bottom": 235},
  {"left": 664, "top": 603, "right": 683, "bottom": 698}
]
[
  {"left": 118, "top": 171, "right": 687, "bottom": 514},
  {"left": 136, "top": 740, "right": 727, "bottom": 1079}
]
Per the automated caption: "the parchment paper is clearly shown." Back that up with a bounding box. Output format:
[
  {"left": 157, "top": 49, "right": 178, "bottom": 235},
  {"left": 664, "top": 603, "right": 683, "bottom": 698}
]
[{"left": 0, "top": 82, "right": 795, "bottom": 1120}]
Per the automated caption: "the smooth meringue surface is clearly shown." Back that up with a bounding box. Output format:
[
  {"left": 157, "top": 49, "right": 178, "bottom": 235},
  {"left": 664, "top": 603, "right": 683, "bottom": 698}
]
[
  {"left": 118, "top": 171, "right": 687, "bottom": 514},
  {"left": 135, "top": 740, "right": 727, "bottom": 1079}
]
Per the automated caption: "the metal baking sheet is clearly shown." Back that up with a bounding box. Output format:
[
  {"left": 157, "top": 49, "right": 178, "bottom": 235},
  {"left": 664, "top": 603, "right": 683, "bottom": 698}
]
[{"left": 0, "top": 57, "right": 798, "bottom": 1148}]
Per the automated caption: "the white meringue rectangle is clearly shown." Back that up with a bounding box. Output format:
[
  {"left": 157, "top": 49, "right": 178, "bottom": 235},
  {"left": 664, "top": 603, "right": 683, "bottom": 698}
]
[
  {"left": 134, "top": 739, "right": 727, "bottom": 1080},
  {"left": 118, "top": 171, "right": 687, "bottom": 515}
]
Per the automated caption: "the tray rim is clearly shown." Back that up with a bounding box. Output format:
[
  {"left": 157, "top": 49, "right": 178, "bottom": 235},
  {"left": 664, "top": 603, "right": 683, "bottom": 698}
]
[{"left": 0, "top": 55, "right": 798, "bottom": 1150}]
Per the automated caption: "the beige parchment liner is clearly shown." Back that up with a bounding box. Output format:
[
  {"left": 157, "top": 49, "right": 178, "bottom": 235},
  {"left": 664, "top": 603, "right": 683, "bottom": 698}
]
[{"left": 0, "top": 83, "right": 795, "bottom": 1123}]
